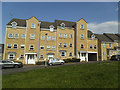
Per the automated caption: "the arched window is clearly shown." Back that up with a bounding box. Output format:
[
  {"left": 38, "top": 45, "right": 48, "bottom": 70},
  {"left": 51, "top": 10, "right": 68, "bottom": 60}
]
[
  {"left": 11, "top": 21, "right": 17, "bottom": 29},
  {"left": 49, "top": 25, "right": 54, "bottom": 32},
  {"left": 60, "top": 23, "right": 65, "bottom": 29}
]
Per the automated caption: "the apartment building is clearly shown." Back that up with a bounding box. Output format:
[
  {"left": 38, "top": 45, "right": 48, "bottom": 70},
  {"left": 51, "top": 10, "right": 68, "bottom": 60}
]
[{"left": 3, "top": 16, "right": 119, "bottom": 64}]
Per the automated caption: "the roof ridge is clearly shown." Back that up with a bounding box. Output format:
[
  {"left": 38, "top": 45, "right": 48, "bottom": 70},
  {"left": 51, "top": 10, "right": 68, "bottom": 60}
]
[{"left": 55, "top": 19, "right": 76, "bottom": 23}]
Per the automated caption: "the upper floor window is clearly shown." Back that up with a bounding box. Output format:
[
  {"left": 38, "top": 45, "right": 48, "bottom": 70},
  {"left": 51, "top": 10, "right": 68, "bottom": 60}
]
[
  {"left": 103, "top": 52, "right": 106, "bottom": 56},
  {"left": 94, "top": 45, "right": 97, "bottom": 49},
  {"left": 64, "top": 34, "right": 67, "bottom": 38},
  {"left": 52, "top": 36, "right": 56, "bottom": 41},
  {"left": 47, "top": 46, "right": 50, "bottom": 50},
  {"left": 59, "top": 33, "right": 62, "bottom": 38},
  {"left": 22, "top": 34, "right": 25, "bottom": 38},
  {"left": 21, "top": 45, "right": 25, "bottom": 49},
  {"left": 69, "top": 43, "right": 72, "bottom": 47},
  {"left": 69, "top": 52, "right": 72, "bottom": 56},
  {"left": 40, "top": 46, "right": 44, "bottom": 49},
  {"left": 61, "top": 52, "right": 65, "bottom": 56},
  {"left": 41, "top": 36, "right": 45, "bottom": 40},
  {"left": 117, "top": 43, "right": 119, "bottom": 46},
  {"left": 109, "top": 43, "right": 111, "bottom": 48},
  {"left": 31, "top": 23, "right": 35, "bottom": 28},
  {"left": 40, "top": 55, "right": 44, "bottom": 59},
  {"left": 8, "top": 54, "right": 15, "bottom": 59},
  {"left": 80, "top": 25, "right": 84, "bottom": 29},
  {"left": 14, "top": 34, "right": 18, "bottom": 38},
  {"left": 90, "top": 45, "right": 93, "bottom": 49},
  {"left": 47, "top": 36, "right": 51, "bottom": 41},
  {"left": 81, "top": 44, "right": 84, "bottom": 49},
  {"left": 30, "top": 34, "right": 35, "bottom": 39},
  {"left": 49, "top": 25, "right": 54, "bottom": 32},
  {"left": 8, "top": 33, "right": 13, "bottom": 38},
  {"left": 30, "top": 45, "right": 34, "bottom": 50},
  {"left": 11, "top": 21, "right": 17, "bottom": 29},
  {"left": 13, "top": 44, "right": 17, "bottom": 49},
  {"left": 103, "top": 43, "right": 106, "bottom": 47},
  {"left": 7, "top": 44, "right": 12, "bottom": 49},
  {"left": 59, "top": 43, "right": 62, "bottom": 47},
  {"left": 64, "top": 43, "right": 67, "bottom": 47},
  {"left": 69, "top": 34, "right": 72, "bottom": 38},
  {"left": 20, "top": 55, "right": 24, "bottom": 59},
  {"left": 60, "top": 23, "right": 65, "bottom": 29},
  {"left": 81, "top": 34, "right": 84, "bottom": 39},
  {"left": 52, "top": 46, "right": 55, "bottom": 50}
]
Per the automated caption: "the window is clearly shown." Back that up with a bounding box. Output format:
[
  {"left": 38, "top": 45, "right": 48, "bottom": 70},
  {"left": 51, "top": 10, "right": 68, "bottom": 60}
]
[
  {"left": 90, "top": 45, "right": 93, "bottom": 49},
  {"left": 69, "top": 34, "right": 72, "bottom": 38},
  {"left": 14, "top": 34, "right": 18, "bottom": 38},
  {"left": 20, "top": 55, "right": 24, "bottom": 59},
  {"left": 14, "top": 44, "right": 17, "bottom": 49},
  {"left": 64, "top": 43, "right": 67, "bottom": 47},
  {"left": 30, "top": 45, "right": 34, "bottom": 50},
  {"left": 47, "top": 46, "right": 50, "bottom": 50},
  {"left": 7, "top": 44, "right": 12, "bottom": 48},
  {"left": 11, "top": 22, "right": 17, "bottom": 29},
  {"left": 81, "top": 25, "right": 84, "bottom": 29},
  {"left": 59, "top": 43, "right": 62, "bottom": 47},
  {"left": 22, "top": 34, "right": 25, "bottom": 38},
  {"left": 113, "top": 52, "right": 116, "bottom": 55},
  {"left": 40, "top": 46, "right": 44, "bottom": 49},
  {"left": 52, "top": 36, "right": 56, "bottom": 41},
  {"left": 8, "top": 34, "right": 13, "bottom": 38},
  {"left": 40, "top": 55, "right": 44, "bottom": 59},
  {"left": 119, "top": 51, "right": 120, "bottom": 54},
  {"left": 117, "top": 43, "right": 119, "bottom": 46},
  {"left": 61, "top": 52, "right": 65, "bottom": 56},
  {"left": 52, "top": 46, "right": 55, "bottom": 50},
  {"left": 81, "top": 44, "right": 84, "bottom": 49},
  {"left": 109, "top": 43, "right": 111, "bottom": 48},
  {"left": 64, "top": 34, "right": 67, "bottom": 38},
  {"left": 31, "top": 23, "right": 35, "bottom": 28},
  {"left": 103, "top": 43, "right": 106, "bottom": 47},
  {"left": 103, "top": 52, "right": 106, "bottom": 56},
  {"left": 69, "top": 52, "right": 72, "bottom": 56},
  {"left": 30, "top": 34, "right": 35, "bottom": 39},
  {"left": 81, "top": 34, "right": 84, "bottom": 39},
  {"left": 41, "top": 36, "right": 45, "bottom": 40},
  {"left": 69, "top": 43, "right": 72, "bottom": 47},
  {"left": 47, "top": 36, "right": 51, "bottom": 41},
  {"left": 21, "top": 45, "right": 25, "bottom": 49},
  {"left": 50, "top": 25, "right": 54, "bottom": 32},
  {"left": 9, "top": 54, "right": 14, "bottom": 59},
  {"left": 61, "top": 23, "right": 65, "bottom": 29},
  {"left": 94, "top": 45, "right": 97, "bottom": 49},
  {"left": 59, "top": 33, "right": 62, "bottom": 38}
]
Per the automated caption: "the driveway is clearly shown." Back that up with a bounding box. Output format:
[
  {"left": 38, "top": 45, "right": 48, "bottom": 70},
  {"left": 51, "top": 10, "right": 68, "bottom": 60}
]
[{"left": 2, "top": 60, "right": 112, "bottom": 75}]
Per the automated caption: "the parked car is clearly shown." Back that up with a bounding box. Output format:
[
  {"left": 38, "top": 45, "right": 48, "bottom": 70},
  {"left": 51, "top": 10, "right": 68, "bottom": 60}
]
[
  {"left": 110, "top": 55, "right": 120, "bottom": 61},
  {"left": 48, "top": 58, "right": 65, "bottom": 66},
  {"left": 0, "top": 60, "right": 23, "bottom": 69}
]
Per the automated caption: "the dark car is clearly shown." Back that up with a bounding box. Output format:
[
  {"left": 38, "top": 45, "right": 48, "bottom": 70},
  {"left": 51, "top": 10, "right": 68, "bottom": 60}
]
[
  {"left": 0, "top": 60, "right": 23, "bottom": 69},
  {"left": 110, "top": 55, "right": 120, "bottom": 61}
]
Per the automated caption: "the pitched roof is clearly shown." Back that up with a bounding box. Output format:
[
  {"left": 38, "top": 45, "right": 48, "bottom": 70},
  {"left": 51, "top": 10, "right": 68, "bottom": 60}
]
[
  {"left": 40, "top": 21, "right": 56, "bottom": 29},
  {"left": 87, "top": 30, "right": 93, "bottom": 38},
  {"left": 55, "top": 20, "right": 76, "bottom": 28},
  {"left": 103, "top": 33, "right": 120, "bottom": 42},
  {"left": 7, "top": 18, "right": 26, "bottom": 27},
  {"left": 94, "top": 34, "right": 113, "bottom": 42}
]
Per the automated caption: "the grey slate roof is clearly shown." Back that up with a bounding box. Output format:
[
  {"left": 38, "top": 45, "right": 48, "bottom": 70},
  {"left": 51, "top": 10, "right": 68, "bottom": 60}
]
[
  {"left": 87, "top": 30, "right": 93, "bottom": 38},
  {"left": 40, "top": 21, "right": 56, "bottom": 29}
]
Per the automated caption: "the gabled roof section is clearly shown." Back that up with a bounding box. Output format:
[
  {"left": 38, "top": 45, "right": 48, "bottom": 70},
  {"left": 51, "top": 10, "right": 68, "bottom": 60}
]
[
  {"left": 77, "top": 18, "right": 87, "bottom": 23},
  {"left": 103, "top": 33, "right": 120, "bottom": 42},
  {"left": 87, "top": 30, "right": 93, "bottom": 38},
  {"left": 94, "top": 34, "right": 113, "bottom": 42},
  {"left": 40, "top": 21, "right": 56, "bottom": 29},
  {"left": 55, "top": 20, "right": 76, "bottom": 28},
  {"left": 7, "top": 18, "right": 26, "bottom": 27}
]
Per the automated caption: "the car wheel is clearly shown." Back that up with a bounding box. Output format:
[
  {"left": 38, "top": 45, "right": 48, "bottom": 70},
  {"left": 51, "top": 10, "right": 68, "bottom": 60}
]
[
  {"left": 61, "top": 62, "right": 64, "bottom": 65},
  {"left": 117, "top": 58, "right": 120, "bottom": 61},
  {"left": 14, "top": 65, "right": 19, "bottom": 68}
]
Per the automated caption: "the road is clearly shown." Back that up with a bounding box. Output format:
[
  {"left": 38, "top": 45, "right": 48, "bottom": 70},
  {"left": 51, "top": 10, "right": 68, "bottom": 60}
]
[{"left": 2, "top": 61, "right": 112, "bottom": 75}]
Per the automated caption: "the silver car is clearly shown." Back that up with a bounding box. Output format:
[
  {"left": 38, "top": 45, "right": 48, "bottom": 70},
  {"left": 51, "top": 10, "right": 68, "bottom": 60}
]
[{"left": 0, "top": 60, "right": 23, "bottom": 69}]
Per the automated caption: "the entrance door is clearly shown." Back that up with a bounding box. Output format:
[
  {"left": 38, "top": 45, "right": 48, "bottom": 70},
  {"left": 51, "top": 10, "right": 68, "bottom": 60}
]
[
  {"left": 80, "top": 53, "right": 86, "bottom": 61},
  {"left": 27, "top": 54, "right": 36, "bottom": 64}
]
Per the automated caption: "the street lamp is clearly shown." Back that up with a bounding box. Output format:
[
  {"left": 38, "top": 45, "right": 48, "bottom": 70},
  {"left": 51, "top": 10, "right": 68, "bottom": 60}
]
[{"left": 45, "top": 33, "right": 48, "bottom": 68}]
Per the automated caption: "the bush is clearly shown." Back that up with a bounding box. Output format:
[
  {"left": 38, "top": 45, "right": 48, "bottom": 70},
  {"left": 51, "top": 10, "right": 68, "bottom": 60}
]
[
  {"left": 64, "top": 58, "right": 80, "bottom": 63},
  {"left": 36, "top": 61, "right": 49, "bottom": 65}
]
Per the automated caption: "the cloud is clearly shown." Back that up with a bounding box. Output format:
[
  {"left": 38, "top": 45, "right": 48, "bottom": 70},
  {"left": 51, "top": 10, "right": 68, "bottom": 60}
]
[{"left": 87, "top": 21, "right": 118, "bottom": 34}]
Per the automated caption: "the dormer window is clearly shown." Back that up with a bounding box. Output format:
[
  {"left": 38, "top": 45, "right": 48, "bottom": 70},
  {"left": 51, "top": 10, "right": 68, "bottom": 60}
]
[
  {"left": 80, "top": 25, "right": 84, "bottom": 29},
  {"left": 49, "top": 25, "right": 54, "bottom": 32},
  {"left": 31, "top": 23, "right": 35, "bottom": 28},
  {"left": 11, "top": 21, "right": 17, "bottom": 29},
  {"left": 60, "top": 23, "right": 65, "bottom": 29},
  {"left": 91, "top": 34, "right": 95, "bottom": 39}
]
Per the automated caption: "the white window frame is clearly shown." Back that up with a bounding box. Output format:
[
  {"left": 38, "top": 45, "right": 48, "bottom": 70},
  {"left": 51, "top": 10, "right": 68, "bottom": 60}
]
[
  {"left": 14, "top": 34, "right": 18, "bottom": 38},
  {"left": 69, "top": 52, "right": 72, "bottom": 56},
  {"left": 22, "top": 34, "right": 25, "bottom": 38},
  {"left": 80, "top": 25, "right": 84, "bottom": 29},
  {"left": 20, "top": 54, "right": 24, "bottom": 59},
  {"left": 52, "top": 36, "right": 56, "bottom": 41},
  {"left": 59, "top": 43, "right": 62, "bottom": 47},
  {"left": 41, "top": 36, "right": 45, "bottom": 40},
  {"left": 8, "top": 53, "right": 15, "bottom": 59},
  {"left": 40, "top": 55, "right": 44, "bottom": 59},
  {"left": 30, "top": 34, "right": 35, "bottom": 39},
  {"left": 30, "top": 45, "right": 34, "bottom": 50},
  {"left": 40, "top": 45, "right": 44, "bottom": 50},
  {"left": 64, "top": 34, "right": 67, "bottom": 38},
  {"left": 117, "top": 43, "right": 119, "bottom": 46},
  {"left": 61, "top": 52, "right": 66, "bottom": 56},
  {"left": 69, "top": 34, "right": 72, "bottom": 38},
  {"left": 52, "top": 46, "right": 55, "bottom": 50},
  {"left": 59, "top": 33, "right": 62, "bottom": 38},
  {"left": 49, "top": 25, "right": 54, "bottom": 32},
  {"left": 60, "top": 23, "right": 65, "bottom": 29},
  {"left": 31, "top": 23, "right": 35, "bottom": 28},
  {"left": 64, "top": 43, "right": 67, "bottom": 47},
  {"left": 21, "top": 44, "right": 25, "bottom": 49},
  {"left": 8, "top": 33, "right": 13, "bottom": 38},
  {"left": 81, "top": 44, "right": 84, "bottom": 49},
  {"left": 103, "top": 43, "right": 106, "bottom": 47},
  {"left": 13, "top": 44, "right": 18, "bottom": 49},
  {"left": 47, "top": 46, "right": 50, "bottom": 50},
  {"left": 7, "top": 44, "right": 12, "bottom": 49},
  {"left": 11, "top": 21, "right": 17, "bottom": 29},
  {"left": 69, "top": 43, "right": 72, "bottom": 47},
  {"left": 81, "top": 34, "right": 84, "bottom": 39},
  {"left": 47, "top": 36, "right": 51, "bottom": 41}
]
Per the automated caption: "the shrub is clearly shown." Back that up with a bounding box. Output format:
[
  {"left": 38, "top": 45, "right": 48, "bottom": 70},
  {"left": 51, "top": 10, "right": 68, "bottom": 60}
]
[{"left": 64, "top": 58, "right": 80, "bottom": 63}]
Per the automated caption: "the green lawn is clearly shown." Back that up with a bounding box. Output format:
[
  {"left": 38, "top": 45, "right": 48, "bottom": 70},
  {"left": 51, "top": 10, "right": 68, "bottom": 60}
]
[{"left": 2, "top": 61, "right": 119, "bottom": 88}]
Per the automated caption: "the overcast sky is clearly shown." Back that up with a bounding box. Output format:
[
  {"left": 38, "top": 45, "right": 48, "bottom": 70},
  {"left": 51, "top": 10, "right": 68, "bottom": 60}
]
[{"left": 1, "top": 2, "right": 118, "bottom": 44}]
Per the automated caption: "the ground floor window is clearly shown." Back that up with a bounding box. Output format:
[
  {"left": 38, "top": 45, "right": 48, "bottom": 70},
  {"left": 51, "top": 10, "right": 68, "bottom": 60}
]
[
  {"left": 40, "top": 55, "right": 44, "bottom": 59},
  {"left": 69, "top": 52, "right": 72, "bottom": 56},
  {"left": 8, "top": 54, "right": 15, "bottom": 59},
  {"left": 61, "top": 52, "right": 65, "bottom": 56},
  {"left": 20, "top": 54, "right": 24, "bottom": 59}
]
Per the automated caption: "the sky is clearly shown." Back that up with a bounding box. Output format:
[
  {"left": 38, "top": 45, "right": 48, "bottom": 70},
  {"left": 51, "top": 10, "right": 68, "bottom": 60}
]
[{"left": 1, "top": 2, "right": 118, "bottom": 44}]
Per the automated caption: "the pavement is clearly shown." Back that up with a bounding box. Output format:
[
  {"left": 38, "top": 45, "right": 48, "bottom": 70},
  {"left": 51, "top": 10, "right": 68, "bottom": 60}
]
[{"left": 1, "top": 60, "right": 113, "bottom": 75}]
